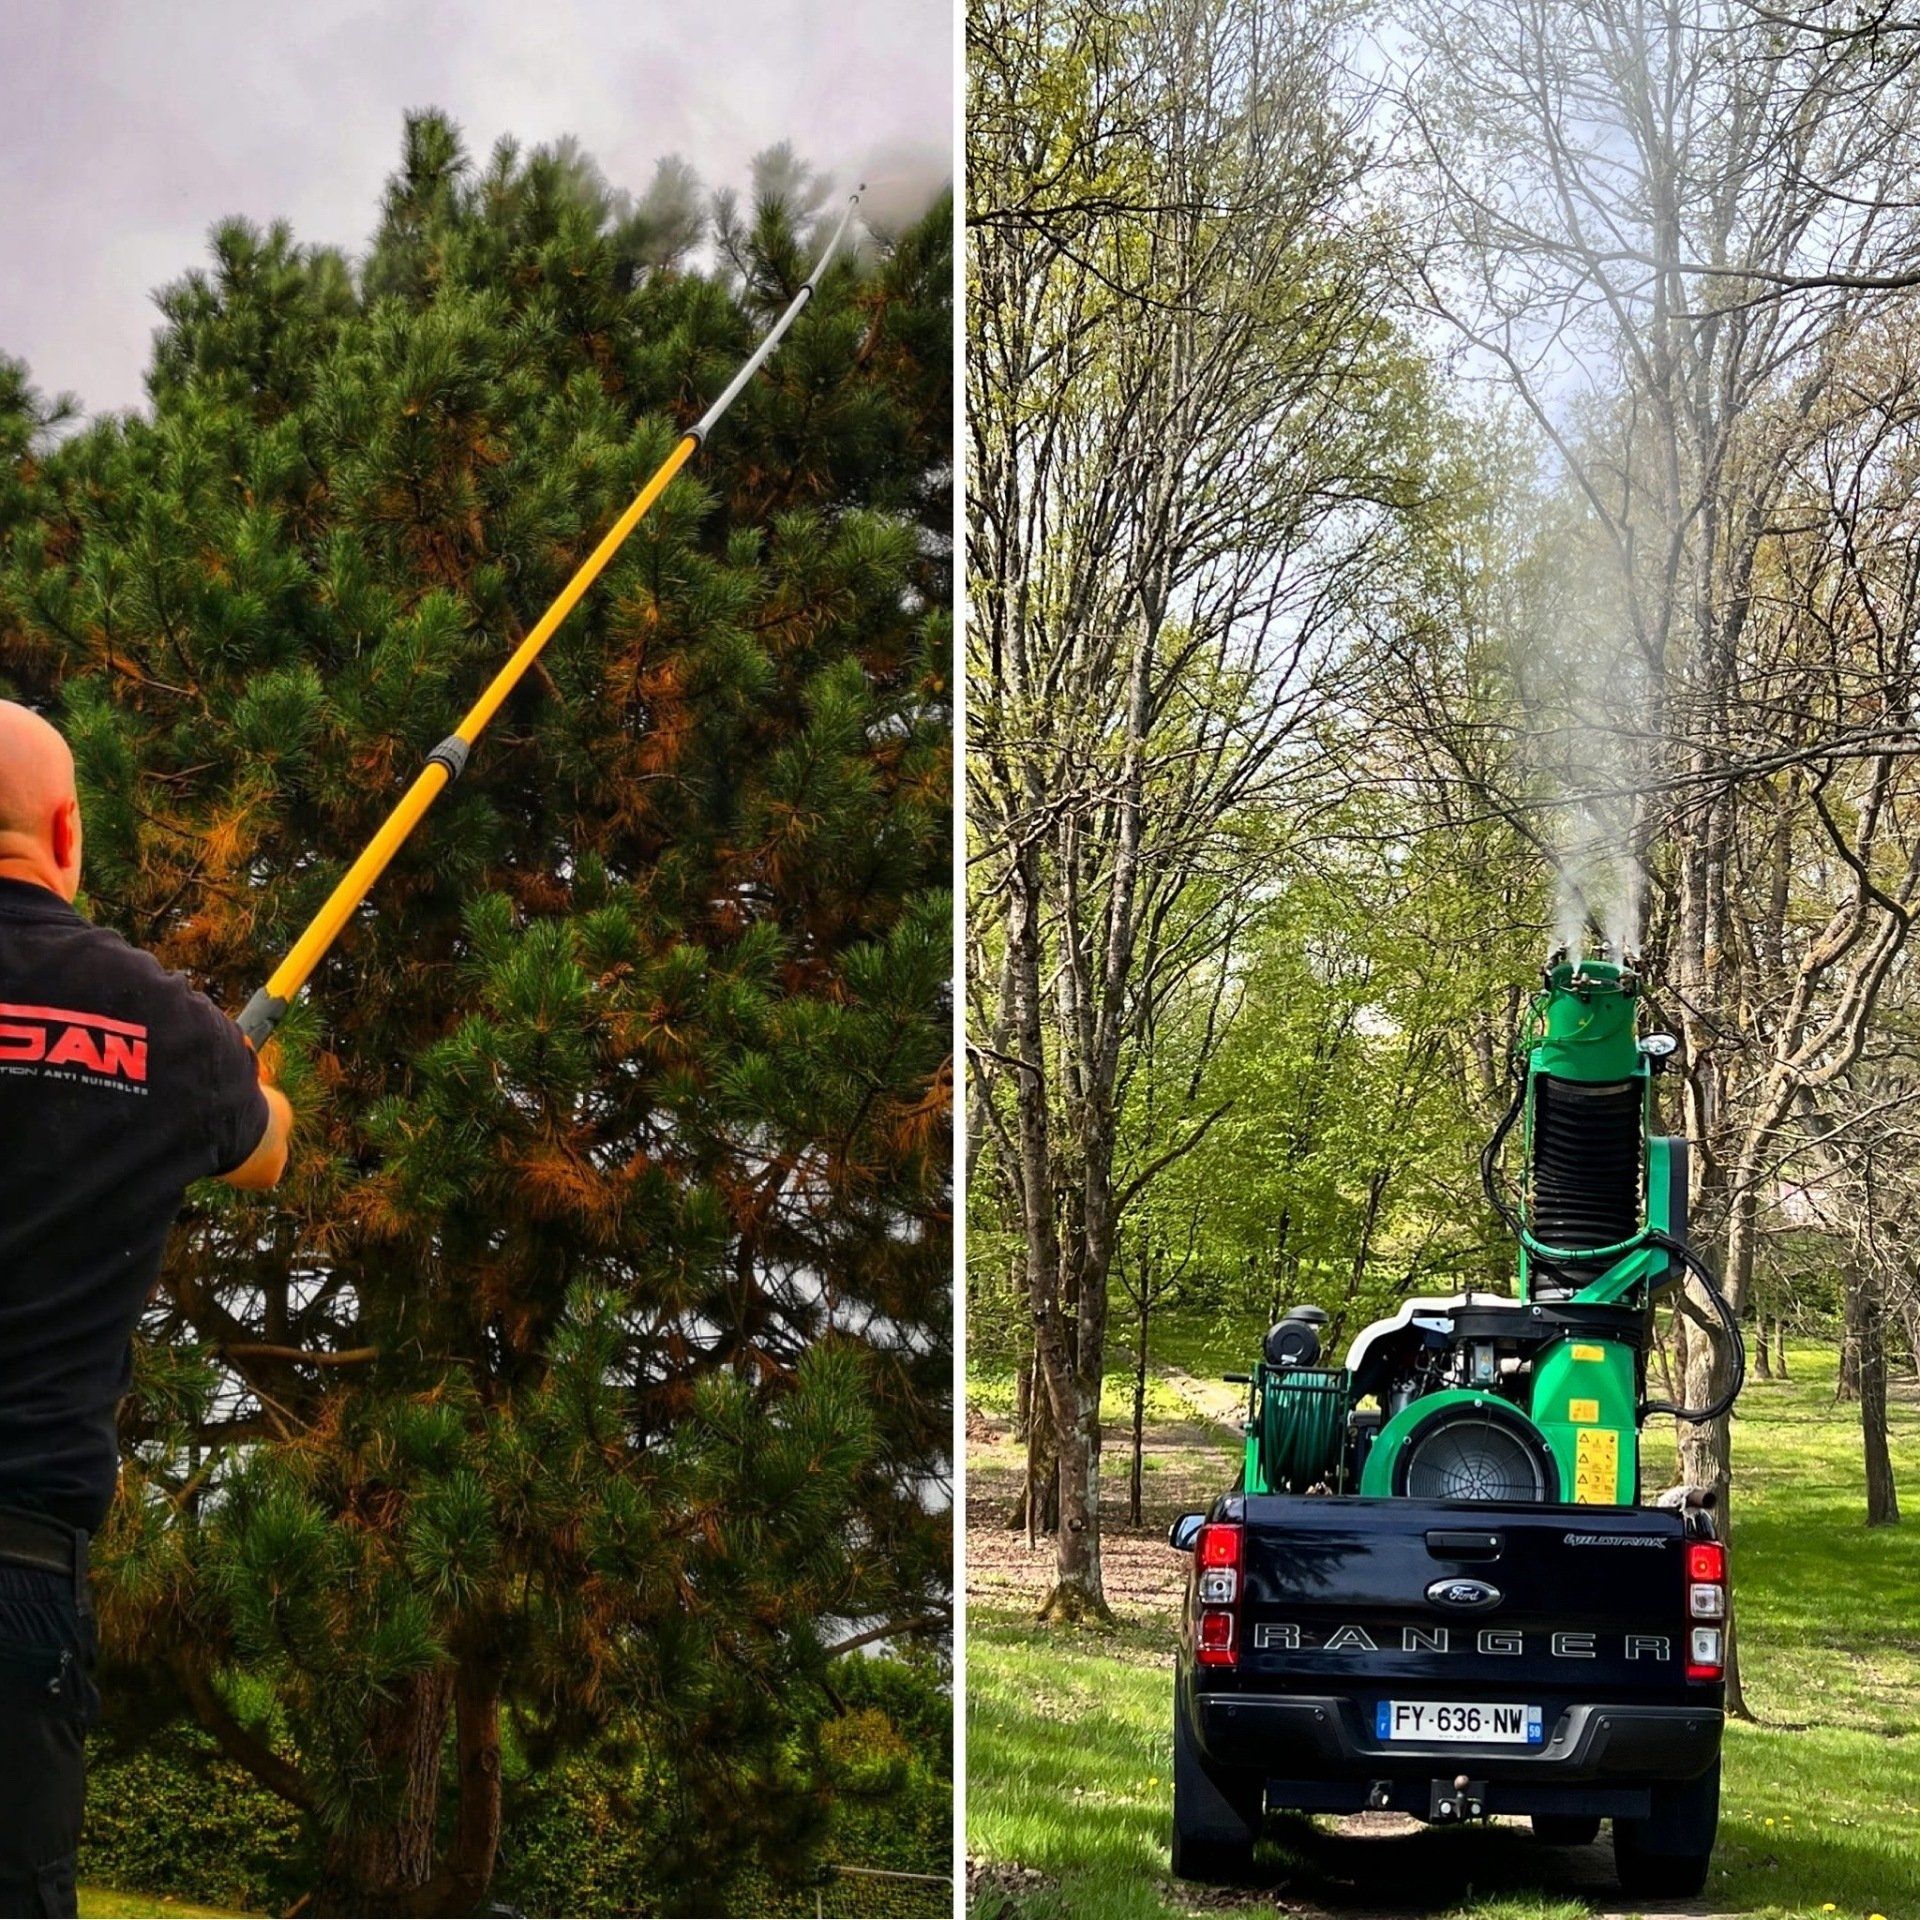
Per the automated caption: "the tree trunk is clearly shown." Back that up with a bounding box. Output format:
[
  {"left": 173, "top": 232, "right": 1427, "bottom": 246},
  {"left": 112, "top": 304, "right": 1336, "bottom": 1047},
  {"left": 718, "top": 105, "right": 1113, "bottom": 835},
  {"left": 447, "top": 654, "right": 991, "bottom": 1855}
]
[
  {"left": 1862, "top": 1271, "right": 1900, "bottom": 1527},
  {"left": 1775, "top": 1317, "right": 1788, "bottom": 1379},
  {"left": 326, "top": 1668, "right": 453, "bottom": 1912},
  {"left": 438, "top": 1657, "right": 504, "bottom": 1912},
  {"left": 1129, "top": 1278, "right": 1149, "bottom": 1528},
  {"left": 1839, "top": 1274, "right": 1864, "bottom": 1402},
  {"left": 1013, "top": 1352, "right": 1033, "bottom": 1445},
  {"left": 1007, "top": 1364, "right": 1059, "bottom": 1540},
  {"left": 1676, "top": 1192, "right": 1745, "bottom": 1502},
  {"left": 1048, "top": 1150, "right": 1118, "bottom": 1620},
  {"left": 1677, "top": 1241, "right": 1749, "bottom": 1717},
  {"left": 1674, "top": 821, "right": 1736, "bottom": 1517},
  {"left": 1037, "top": 1374, "right": 1110, "bottom": 1621},
  {"left": 1753, "top": 1318, "right": 1772, "bottom": 1381},
  {"left": 1004, "top": 838, "right": 1093, "bottom": 1605}
]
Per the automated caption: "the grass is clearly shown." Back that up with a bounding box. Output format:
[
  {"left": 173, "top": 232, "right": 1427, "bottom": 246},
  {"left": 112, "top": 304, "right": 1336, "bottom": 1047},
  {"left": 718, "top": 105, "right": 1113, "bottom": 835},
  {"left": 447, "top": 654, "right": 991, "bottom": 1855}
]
[
  {"left": 79, "top": 1892, "right": 247, "bottom": 1918},
  {"left": 965, "top": 1338, "right": 1920, "bottom": 1920},
  {"left": 969, "top": 1358, "right": 1202, "bottom": 1429}
]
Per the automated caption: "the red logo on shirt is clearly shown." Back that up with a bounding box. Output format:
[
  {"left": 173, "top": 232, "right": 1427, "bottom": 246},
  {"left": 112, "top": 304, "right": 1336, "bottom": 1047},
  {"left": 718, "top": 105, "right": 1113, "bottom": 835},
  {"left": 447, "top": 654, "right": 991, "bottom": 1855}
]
[{"left": 0, "top": 1003, "right": 149, "bottom": 1083}]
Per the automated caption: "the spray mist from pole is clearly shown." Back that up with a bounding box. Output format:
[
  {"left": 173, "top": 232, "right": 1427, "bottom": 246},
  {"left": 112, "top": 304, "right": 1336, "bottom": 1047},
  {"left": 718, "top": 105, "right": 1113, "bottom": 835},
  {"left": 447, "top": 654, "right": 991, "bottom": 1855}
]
[{"left": 235, "top": 185, "right": 867, "bottom": 1047}]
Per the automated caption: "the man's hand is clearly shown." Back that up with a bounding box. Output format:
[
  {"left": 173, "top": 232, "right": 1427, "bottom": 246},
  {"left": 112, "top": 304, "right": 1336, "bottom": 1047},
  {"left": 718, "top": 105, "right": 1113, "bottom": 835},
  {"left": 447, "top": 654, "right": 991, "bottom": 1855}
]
[{"left": 223, "top": 1046, "right": 293, "bottom": 1191}]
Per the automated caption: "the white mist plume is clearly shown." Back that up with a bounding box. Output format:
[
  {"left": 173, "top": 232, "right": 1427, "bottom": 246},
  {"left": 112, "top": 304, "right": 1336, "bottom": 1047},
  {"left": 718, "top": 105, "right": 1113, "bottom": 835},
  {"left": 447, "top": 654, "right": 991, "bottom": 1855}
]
[
  {"left": 1519, "top": 506, "right": 1652, "bottom": 961},
  {"left": 1553, "top": 852, "right": 1592, "bottom": 962},
  {"left": 848, "top": 139, "right": 952, "bottom": 241},
  {"left": 1552, "top": 805, "right": 1645, "bottom": 961}
]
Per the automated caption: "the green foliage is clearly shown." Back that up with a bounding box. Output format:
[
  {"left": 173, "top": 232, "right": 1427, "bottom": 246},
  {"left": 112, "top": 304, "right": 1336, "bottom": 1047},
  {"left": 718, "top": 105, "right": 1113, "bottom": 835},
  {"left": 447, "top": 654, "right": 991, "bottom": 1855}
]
[
  {"left": 970, "top": 771, "right": 1547, "bottom": 1375},
  {"left": 1140, "top": 841, "right": 1531, "bottom": 1338},
  {"left": 0, "top": 113, "right": 949, "bottom": 1907},
  {"left": 497, "top": 1688, "right": 952, "bottom": 1919},
  {"left": 77, "top": 1658, "right": 951, "bottom": 1919},
  {"left": 78, "top": 1726, "right": 308, "bottom": 1912}
]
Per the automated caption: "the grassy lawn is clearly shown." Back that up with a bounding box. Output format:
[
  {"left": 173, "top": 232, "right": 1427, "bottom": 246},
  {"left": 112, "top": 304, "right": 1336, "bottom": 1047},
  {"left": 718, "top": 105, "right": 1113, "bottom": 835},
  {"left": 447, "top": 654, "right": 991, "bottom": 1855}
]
[
  {"left": 79, "top": 1892, "right": 248, "bottom": 1918},
  {"left": 965, "top": 1340, "right": 1920, "bottom": 1920}
]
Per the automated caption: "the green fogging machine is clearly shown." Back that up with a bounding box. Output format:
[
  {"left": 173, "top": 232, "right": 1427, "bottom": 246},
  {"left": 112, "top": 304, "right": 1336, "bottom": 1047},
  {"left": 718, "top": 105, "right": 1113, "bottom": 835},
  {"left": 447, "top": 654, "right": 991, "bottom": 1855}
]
[{"left": 1242, "top": 948, "right": 1745, "bottom": 1507}]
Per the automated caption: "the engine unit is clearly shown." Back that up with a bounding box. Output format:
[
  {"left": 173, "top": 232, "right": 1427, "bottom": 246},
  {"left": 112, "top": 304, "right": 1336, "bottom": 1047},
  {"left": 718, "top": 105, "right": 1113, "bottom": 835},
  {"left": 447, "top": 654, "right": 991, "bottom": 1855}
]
[{"left": 1238, "top": 948, "right": 1740, "bottom": 1506}]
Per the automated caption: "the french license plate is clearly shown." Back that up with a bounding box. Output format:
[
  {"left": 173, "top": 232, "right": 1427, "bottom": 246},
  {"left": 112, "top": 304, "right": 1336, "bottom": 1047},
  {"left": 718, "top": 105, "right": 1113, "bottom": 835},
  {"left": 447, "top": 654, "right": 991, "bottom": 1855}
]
[{"left": 1376, "top": 1700, "right": 1543, "bottom": 1744}]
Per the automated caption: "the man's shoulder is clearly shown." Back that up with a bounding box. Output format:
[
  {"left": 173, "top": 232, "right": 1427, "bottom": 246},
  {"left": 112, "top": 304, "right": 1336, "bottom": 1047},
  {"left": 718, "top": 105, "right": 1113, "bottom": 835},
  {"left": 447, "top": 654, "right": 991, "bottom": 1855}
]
[{"left": 31, "top": 916, "right": 221, "bottom": 1027}]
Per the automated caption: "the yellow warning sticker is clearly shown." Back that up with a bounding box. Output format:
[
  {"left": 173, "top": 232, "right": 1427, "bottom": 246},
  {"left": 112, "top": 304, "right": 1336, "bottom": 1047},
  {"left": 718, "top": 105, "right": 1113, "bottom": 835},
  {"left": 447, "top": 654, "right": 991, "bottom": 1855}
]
[
  {"left": 1571, "top": 1343, "right": 1606, "bottom": 1362},
  {"left": 1574, "top": 1427, "right": 1620, "bottom": 1504},
  {"left": 1568, "top": 1398, "right": 1600, "bottom": 1424}
]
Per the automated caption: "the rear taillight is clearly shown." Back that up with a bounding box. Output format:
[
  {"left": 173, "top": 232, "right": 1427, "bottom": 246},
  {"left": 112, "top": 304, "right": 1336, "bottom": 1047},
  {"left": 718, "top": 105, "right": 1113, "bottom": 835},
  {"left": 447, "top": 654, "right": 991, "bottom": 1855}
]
[
  {"left": 1195, "top": 1521, "right": 1242, "bottom": 1668},
  {"left": 1686, "top": 1540, "right": 1727, "bottom": 1681},
  {"left": 1196, "top": 1608, "right": 1236, "bottom": 1661}
]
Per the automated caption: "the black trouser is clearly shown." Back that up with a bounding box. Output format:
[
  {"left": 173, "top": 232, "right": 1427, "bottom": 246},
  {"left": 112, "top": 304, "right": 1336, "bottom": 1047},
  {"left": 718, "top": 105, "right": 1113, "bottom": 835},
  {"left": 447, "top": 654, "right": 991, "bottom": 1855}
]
[{"left": 0, "top": 1513, "right": 97, "bottom": 1918}]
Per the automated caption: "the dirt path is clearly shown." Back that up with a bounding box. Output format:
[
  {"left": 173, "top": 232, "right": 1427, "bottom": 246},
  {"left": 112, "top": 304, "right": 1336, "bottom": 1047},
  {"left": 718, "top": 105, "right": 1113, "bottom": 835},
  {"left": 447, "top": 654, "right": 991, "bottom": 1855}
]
[
  {"left": 965, "top": 1376, "right": 1238, "bottom": 1621},
  {"left": 1160, "top": 1366, "right": 1252, "bottom": 1436}
]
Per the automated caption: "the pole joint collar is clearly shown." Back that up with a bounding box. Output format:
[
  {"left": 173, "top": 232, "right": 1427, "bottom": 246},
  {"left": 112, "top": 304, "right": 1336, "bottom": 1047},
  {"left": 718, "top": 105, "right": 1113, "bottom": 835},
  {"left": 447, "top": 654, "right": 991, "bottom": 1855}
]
[
  {"left": 236, "top": 988, "right": 291, "bottom": 1048},
  {"left": 426, "top": 735, "right": 471, "bottom": 782}
]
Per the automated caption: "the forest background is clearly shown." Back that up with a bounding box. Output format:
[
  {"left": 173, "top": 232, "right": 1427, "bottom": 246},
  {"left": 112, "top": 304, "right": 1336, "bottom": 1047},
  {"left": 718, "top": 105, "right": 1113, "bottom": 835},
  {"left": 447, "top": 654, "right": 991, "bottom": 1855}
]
[{"left": 967, "top": 0, "right": 1920, "bottom": 1703}]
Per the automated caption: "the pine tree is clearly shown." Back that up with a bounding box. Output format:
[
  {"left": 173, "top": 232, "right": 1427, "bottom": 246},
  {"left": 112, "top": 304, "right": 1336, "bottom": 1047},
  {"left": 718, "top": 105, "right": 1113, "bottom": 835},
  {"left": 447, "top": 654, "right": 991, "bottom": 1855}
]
[{"left": 0, "top": 115, "right": 951, "bottom": 1914}]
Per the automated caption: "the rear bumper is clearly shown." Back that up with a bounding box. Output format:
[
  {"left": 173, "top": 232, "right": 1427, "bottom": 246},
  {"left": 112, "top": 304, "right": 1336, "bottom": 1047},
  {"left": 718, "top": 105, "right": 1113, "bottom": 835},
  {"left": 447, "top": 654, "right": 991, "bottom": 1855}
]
[{"left": 1191, "top": 1689, "right": 1722, "bottom": 1793}]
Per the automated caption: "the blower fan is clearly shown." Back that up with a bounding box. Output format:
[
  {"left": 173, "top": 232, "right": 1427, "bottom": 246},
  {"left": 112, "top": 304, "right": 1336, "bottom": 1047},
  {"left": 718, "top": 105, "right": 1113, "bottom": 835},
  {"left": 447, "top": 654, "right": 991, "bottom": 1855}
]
[{"left": 1395, "top": 1400, "right": 1558, "bottom": 1504}]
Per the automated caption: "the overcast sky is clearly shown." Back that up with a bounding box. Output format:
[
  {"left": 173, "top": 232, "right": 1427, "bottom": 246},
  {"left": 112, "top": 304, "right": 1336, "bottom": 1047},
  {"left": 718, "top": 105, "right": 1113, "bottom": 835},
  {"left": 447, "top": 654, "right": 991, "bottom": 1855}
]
[{"left": 2, "top": 0, "right": 953, "bottom": 418}]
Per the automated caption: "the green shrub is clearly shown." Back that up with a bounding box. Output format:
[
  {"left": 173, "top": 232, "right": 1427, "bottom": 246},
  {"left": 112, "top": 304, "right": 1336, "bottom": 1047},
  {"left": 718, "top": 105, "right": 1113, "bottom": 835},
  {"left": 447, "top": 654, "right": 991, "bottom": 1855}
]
[
  {"left": 81, "top": 1666, "right": 950, "bottom": 1918},
  {"left": 494, "top": 1718, "right": 952, "bottom": 1917},
  {"left": 79, "top": 1729, "right": 307, "bottom": 1913}
]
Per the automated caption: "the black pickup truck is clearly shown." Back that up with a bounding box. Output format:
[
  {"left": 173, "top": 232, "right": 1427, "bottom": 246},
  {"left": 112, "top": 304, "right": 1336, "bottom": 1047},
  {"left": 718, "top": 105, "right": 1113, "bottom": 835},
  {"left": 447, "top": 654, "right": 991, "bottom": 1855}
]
[{"left": 1168, "top": 1493, "right": 1727, "bottom": 1897}]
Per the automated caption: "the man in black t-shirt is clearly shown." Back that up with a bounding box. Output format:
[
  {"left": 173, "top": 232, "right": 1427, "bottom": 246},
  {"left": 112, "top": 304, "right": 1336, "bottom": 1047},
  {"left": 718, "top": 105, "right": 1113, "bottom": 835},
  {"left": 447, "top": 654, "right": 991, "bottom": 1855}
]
[{"left": 0, "top": 700, "right": 291, "bottom": 1914}]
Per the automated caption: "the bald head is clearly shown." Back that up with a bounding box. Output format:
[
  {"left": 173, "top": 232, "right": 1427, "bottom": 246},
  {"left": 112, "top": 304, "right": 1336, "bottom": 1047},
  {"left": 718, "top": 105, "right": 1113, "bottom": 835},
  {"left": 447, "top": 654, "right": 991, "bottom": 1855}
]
[{"left": 0, "top": 702, "right": 82, "bottom": 901}]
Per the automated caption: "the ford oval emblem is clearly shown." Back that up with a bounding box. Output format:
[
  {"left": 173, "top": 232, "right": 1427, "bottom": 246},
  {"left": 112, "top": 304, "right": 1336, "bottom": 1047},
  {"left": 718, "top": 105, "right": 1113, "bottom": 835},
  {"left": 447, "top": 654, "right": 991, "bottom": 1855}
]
[{"left": 1427, "top": 1577, "right": 1501, "bottom": 1612}]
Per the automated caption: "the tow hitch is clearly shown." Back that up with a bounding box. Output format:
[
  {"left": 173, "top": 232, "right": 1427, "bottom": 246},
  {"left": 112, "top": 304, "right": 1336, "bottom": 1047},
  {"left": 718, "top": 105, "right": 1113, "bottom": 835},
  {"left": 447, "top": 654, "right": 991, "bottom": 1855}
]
[{"left": 1430, "top": 1775, "right": 1487, "bottom": 1822}]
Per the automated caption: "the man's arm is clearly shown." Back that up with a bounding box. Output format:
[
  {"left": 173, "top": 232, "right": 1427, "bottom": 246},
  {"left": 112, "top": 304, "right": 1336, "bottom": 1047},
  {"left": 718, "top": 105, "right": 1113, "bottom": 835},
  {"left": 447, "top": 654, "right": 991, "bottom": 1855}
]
[{"left": 222, "top": 1057, "right": 293, "bottom": 1191}]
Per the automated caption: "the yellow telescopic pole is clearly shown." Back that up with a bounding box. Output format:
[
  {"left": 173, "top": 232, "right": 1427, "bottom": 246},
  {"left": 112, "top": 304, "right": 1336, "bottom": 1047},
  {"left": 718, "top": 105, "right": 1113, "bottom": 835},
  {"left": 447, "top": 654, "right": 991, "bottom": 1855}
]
[{"left": 236, "top": 187, "right": 865, "bottom": 1046}]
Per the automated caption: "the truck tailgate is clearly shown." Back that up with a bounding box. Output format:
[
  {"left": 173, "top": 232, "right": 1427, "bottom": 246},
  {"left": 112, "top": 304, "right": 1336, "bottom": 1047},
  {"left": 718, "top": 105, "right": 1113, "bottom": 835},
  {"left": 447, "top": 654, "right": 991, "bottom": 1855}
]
[{"left": 1236, "top": 1496, "right": 1688, "bottom": 1698}]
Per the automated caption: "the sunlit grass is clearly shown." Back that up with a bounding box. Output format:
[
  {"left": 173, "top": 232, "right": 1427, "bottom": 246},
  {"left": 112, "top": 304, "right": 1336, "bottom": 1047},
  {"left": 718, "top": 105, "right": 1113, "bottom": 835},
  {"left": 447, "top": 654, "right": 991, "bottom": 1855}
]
[
  {"left": 968, "top": 1359, "right": 1209, "bottom": 1428},
  {"left": 79, "top": 1891, "right": 248, "bottom": 1918}
]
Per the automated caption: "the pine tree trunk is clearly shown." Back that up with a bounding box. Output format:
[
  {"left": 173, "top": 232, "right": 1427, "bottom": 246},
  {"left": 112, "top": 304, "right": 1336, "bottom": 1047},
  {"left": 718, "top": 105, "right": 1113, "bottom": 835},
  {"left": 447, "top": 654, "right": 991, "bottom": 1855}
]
[
  {"left": 326, "top": 1669, "right": 453, "bottom": 1912},
  {"left": 442, "top": 1657, "right": 504, "bottom": 1910},
  {"left": 1862, "top": 1273, "right": 1900, "bottom": 1527}
]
